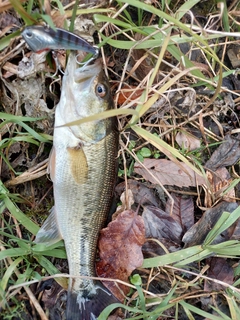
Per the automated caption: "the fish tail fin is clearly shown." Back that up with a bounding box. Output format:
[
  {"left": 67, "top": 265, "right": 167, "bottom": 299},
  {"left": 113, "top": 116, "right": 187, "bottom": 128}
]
[{"left": 66, "top": 283, "right": 118, "bottom": 320}]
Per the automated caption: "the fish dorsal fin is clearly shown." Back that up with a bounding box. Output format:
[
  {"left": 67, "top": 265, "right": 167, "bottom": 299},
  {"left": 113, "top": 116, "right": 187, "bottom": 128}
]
[
  {"left": 67, "top": 147, "right": 88, "bottom": 184},
  {"left": 34, "top": 207, "right": 62, "bottom": 246},
  {"left": 48, "top": 147, "right": 56, "bottom": 182}
]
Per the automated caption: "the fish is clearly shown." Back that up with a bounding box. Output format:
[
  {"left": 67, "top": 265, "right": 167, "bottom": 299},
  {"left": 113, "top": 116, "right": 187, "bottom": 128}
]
[
  {"left": 35, "top": 52, "right": 119, "bottom": 319},
  {"left": 21, "top": 25, "right": 98, "bottom": 56}
]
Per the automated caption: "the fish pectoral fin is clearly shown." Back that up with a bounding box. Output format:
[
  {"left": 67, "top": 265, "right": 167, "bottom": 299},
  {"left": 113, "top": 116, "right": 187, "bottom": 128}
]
[
  {"left": 34, "top": 207, "right": 62, "bottom": 246},
  {"left": 67, "top": 147, "right": 88, "bottom": 184},
  {"left": 48, "top": 146, "right": 56, "bottom": 182}
]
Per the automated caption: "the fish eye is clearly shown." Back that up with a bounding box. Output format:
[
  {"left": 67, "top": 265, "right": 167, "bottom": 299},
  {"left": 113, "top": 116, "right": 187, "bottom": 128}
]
[
  {"left": 96, "top": 84, "right": 107, "bottom": 98},
  {"left": 25, "top": 31, "right": 33, "bottom": 38}
]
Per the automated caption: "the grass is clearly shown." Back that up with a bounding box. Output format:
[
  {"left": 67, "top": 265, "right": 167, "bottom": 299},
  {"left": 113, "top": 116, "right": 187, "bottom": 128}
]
[{"left": 1, "top": 0, "right": 240, "bottom": 319}]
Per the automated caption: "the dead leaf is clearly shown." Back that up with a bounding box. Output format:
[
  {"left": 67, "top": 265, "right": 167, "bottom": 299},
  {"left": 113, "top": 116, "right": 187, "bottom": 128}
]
[
  {"left": 17, "top": 52, "right": 48, "bottom": 78},
  {"left": 227, "top": 46, "right": 240, "bottom": 69},
  {"left": 183, "top": 201, "right": 238, "bottom": 247},
  {"left": 115, "top": 179, "right": 159, "bottom": 207},
  {"left": 116, "top": 85, "right": 144, "bottom": 105},
  {"left": 40, "top": 280, "right": 65, "bottom": 309},
  {"left": 37, "top": 279, "right": 66, "bottom": 320},
  {"left": 205, "top": 134, "right": 240, "bottom": 171},
  {"left": 134, "top": 159, "right": 205, "bottom": 187},
  {"left": 142, "top": 205, "right": 183, "bottom": 245},
  {"left": 165, "top": 193, "right": 194, "bottom": 232},
  {"left": 113, "top": 189, "right": 134, "bottom": 219},
  {"left": 107, "top": 309, "right": 125, "bottom": 320},
  {"left": 0, "top": 12, "right": 21, "bottom": 29},
  {"left": 204, "top": 257, "right": 234, "bottom": 291},
  {"left": 231, "top": 217, "right": 240, "bottom": 240},
  {"left": 142, "top": 239, "right": 180, "bottom": 258},
  {"left": 175, "top": 131, "right": 201, "bottom": 151},
  {"left": 96, "top": 210, "right": 145, "bottom": 302},
  {"left": 206, "top": 168, "right": 235, "bottom": 204}
]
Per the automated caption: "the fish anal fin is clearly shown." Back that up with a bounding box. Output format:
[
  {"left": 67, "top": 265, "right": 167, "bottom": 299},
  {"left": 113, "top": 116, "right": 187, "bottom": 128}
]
[
  {"left": 67, "top": 147, "right": 88, "bottom": 184},
  {"left": 34, "top": 207, "right": 62, "bottom": 246},
  {"left": 48, "top": 147, "right": 56, "bottom": 182}
]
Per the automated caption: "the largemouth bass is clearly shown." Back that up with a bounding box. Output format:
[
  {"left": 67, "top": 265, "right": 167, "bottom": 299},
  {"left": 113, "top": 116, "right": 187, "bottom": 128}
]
[{"left": 35, "top": 52, "right": 119, "bottom": 319}]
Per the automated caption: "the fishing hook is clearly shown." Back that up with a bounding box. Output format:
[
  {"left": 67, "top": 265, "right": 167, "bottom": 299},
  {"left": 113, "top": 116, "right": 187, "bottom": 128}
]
[
  {"left": 75, "top": 46, "right": 99, "bottom": 71},
  {"left": 51, "top": 50, "right": 65, "bottom": 77}
]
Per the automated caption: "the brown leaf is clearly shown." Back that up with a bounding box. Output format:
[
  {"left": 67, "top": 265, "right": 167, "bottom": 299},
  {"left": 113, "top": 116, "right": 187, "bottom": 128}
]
[
  {"left": 183, "top": 201, "right": 238, "bottom": 247},
  {"left": 205, "top": 134, "right": 240, "bottom": 171},
  {"left": 142, "top": 239, "right": 180, "bottom": 258},
  {"left": 231, "top": 218, "right": 240, "bottom": 240},
  {"left": 115, "top": 179, "right": 159, "bottom": 207},
  {"left": 142, "top": 206, "right": 183, "bottom": 245},
  {"left": 40, "top": 280, "right": 65, "bottom": 309},
  {"left": 116, "top": 85, "right": 144, "bottom": 105},
  {"left": 37, "top": 279, "right": 66, "bottom": 319},
  {"left": 206, "top": 168, "right": 235, "bottom": 203},
  {"left": 96, "top": 210, "right": 145, "bottom": 302},
  {"left": 175, "top": 131, "right": 201, "bottom": 151},
  {"left": 204, "top": 257, "right": 234, "bottom": 291},
  {"left": 134, "top": 159, "right": 205, "bottom": 187},
  {"left": 165, "top": 193, "right": 194, "bottom": 232}
]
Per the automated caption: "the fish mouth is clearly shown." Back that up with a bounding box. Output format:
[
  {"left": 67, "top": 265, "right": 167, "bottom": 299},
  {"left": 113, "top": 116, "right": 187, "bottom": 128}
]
[
  {"left": 74, "top": 60, "right": 102, "bottom": 82},
  {"left": 65, "top": 52, "right": 102, "bottom": 90}
]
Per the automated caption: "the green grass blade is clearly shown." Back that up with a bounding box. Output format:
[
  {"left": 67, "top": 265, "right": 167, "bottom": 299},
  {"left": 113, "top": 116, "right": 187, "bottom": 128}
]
[
  {"left": 0, "top": 248, "right": 31, "bottom": 260},
  {"left": 180, "top": 301, "right": 228, "bottom": 320},
  {"left": 204, "top": 206, "right": 240, "bottom": 245},
  {"left": 0, "top": 257, "right": 23, "bottom": 292},
  {"left": 0, "top": 182, "right": 39, "bottom": 235},
  {"left": 33, "top": 255, "right": 68, "bottom": 289},
  {"left": 220, "top": 0, "right": 230, "bottom": 32},
  {"left": 142, "top": 246, "right": 202, "bottom": 268},
  {"left": 132, "top": 125, "right": 204, "bottom": 177},
  {"left": 69, "top": 0, "right": 79, "bottom": 32},
  {"left": 0, "top": 112, "right": 45, "bottom": 123},
  {"left": 167, "top": 44, "right": 206, "bottom": 80},
  {"left": 9, "top": 0, "right": 37, "bottom": 25},
  {"left": 0, "top": 30, "right": 21, "bottom": 51},
  {"left": 18, "top": 122, "right": 50, "bottom": 143},
  {"left": 34, "top": 249, "right": 67, "bottom": 259},
  {"left": 33, "top": 241, "right": 67, "bottom": 259},
  {"left": 57, "top": 108, "right": 139, "bottom": 128},
  {"left": 206, "top": 242, "right": 240, "bottom": 256},
  {"left": 176, "top": 0, "right": 201, "bottom": 20},
  {"left": 99, "top": 303, "right": 144, "bottom": 320}
]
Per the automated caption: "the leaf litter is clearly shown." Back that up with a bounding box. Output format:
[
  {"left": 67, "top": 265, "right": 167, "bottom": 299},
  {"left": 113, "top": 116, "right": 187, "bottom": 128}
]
[
  {"left": 1, "top": 1, "right": 240, "bottom": 319},
  {"left": 134, "top": 158, "right": 205, "bottom": 187},
  {"left": 96, "top": 209, "right": 145, "bottom": 302}
]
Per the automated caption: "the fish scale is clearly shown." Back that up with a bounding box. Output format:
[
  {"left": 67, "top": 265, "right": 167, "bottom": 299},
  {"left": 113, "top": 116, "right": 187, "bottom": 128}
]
[
  {"left": 35, "top": 52, "right": 119, "bottom": 319},
  {"left": 55, "top": 132, "right": 118, "bottom": 293}
]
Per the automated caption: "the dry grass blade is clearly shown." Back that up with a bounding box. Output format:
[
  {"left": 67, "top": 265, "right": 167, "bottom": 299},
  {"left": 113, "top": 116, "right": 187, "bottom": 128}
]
[
  {"left": 1, "top": 0, "right": 240, "bottom": 318},
  {"left": 0, "top": 245, "right": 48, "bottom": 320},
  {"left": 0, "top": 0, "right": 26, "bottom": 13}
]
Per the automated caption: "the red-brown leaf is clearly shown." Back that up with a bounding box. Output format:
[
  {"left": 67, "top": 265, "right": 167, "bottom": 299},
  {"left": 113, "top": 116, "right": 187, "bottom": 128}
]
[
  {"left": 96, "top": 210, "right": 145, "bottom": 302},
  {"left": 115, "top": 179, "right": 159, "bottom": 207},
  {"left": 142, "top": 205, "right": 183, "bottom": 245},
  {"left": 116, "top": 85, "right": 144, "bottom": 105},
  {"left": 165, "top": 193, "right": 194, "bottom": 232},
  {"left": 204, "top": 257, "right": 234, "bottom": 291}
]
